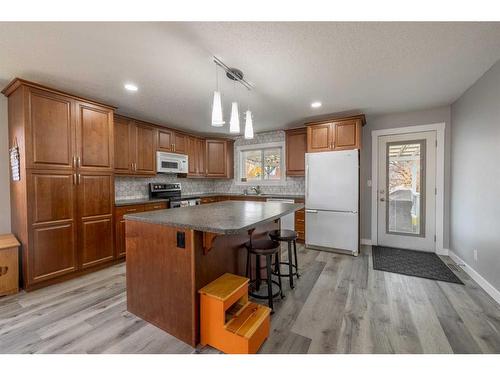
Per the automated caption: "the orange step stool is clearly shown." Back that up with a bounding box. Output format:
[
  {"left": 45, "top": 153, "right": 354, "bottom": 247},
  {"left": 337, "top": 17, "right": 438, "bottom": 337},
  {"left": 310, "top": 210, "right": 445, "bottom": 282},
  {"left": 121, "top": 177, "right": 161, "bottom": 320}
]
[{"left": 199, "top": 273, "right": 271, "bottom": 354}]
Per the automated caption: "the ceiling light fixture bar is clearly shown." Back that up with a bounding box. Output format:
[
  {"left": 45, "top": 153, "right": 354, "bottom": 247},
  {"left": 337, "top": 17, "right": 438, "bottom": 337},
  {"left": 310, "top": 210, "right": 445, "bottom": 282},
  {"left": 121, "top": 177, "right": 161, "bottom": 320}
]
[{"left": 213, "top": 56, "right": 253, "bottom": 91}]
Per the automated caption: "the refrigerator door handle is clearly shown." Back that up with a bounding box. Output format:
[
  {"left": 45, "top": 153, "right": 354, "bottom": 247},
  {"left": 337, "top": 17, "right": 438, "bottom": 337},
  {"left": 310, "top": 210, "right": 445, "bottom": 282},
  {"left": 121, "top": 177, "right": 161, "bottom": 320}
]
[
  {"left": 305, "top": 209, "right": 318, "bottom": 213},
  {"left": 305, "top": 163, "right": 309, "bottom": 201}
]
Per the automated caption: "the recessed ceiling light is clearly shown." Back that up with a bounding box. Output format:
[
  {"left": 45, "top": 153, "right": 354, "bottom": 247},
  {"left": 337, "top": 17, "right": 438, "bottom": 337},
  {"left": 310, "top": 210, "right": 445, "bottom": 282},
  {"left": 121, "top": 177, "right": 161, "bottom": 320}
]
[
  {"left": 311, "top": 101, "right": 322, "bottom": 108},
  {"left": 124, "top": 83, "right": 138, "bottom": 92}
]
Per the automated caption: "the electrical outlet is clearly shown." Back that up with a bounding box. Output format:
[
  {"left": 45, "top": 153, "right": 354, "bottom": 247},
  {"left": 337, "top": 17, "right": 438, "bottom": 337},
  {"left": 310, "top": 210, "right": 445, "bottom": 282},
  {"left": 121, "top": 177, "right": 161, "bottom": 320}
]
[{"left": 473, "top": 249, "right": 478, "bottom": 262}]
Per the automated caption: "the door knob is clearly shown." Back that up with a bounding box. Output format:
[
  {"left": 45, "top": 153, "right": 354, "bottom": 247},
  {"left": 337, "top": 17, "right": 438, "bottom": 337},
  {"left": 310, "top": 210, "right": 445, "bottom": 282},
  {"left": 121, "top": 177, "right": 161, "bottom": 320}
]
[{"left": 380, "top": 198, "right": 385, "bottom": 202}]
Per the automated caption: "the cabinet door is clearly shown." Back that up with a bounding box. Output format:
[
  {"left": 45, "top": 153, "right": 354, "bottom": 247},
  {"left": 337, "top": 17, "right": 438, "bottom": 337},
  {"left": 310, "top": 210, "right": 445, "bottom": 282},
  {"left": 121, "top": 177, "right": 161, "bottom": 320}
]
[
  {"left": 205, "top": 140, "right": 227, "bottom": 177},
  {"left": 196, "top": 138, "right": 206, "bottom": 176},
  {"left": 187, "top": 136, "right": 197, "bottom": 175},
  {"left": 114, "top": 116, "right": 133, "bottom": 174},
  {"left": 77, "top": 173, "right": 114, "bottom": 269},
  {"left": 28, "top": 170, "right": 77, "bottom": 284},
  {"left": 134, "top": 122, "right": 156, "bottom": 175},
  {"left": 286, "top": 128, "right": 307, "bottom": 176},
  {"left": 174, "top": 133, "right": 187, "bottom": 154},
  {"left": 158, "top": 129, "right": 174, "bottom": 151},
  {"left": 76, "top": 101, "right": 114, "bottom": 171},
  {"left": 27, "top": 88, "right": 75, "bottom": 170},
  {"left": 307, "top": 123, "right": 332, "bottom": 153},
  {"left": 333, "top": 119, "right": 361, "bottom": 150}
]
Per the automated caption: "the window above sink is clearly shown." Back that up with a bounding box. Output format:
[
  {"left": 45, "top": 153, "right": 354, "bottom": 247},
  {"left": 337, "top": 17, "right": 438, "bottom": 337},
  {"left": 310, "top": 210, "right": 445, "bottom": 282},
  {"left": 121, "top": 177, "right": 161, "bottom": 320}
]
[{"left": 236, "top": 141, "right": 286, "bottom": 186}]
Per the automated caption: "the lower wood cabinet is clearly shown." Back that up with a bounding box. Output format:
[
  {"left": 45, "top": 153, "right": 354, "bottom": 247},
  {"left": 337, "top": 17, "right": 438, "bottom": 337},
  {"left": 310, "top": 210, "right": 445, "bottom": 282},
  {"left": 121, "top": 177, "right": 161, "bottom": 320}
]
[
  {"left": 24, "top": 170, "right": 115, "bottom": 289},
  {"left": 294, "top": 208, "right": 305, "bottom": 242},
  {"left": 114, "top": 202, "right": 167, "bottom": 258},
  {"left": 78, "top": 173, "right": 114, "bottom": 268}
]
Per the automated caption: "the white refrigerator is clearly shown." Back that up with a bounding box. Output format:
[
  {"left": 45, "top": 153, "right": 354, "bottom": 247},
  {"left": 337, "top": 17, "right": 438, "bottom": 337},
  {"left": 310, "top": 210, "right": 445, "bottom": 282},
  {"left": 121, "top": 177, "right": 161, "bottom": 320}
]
[{"left": 305, "top": 150, "right": 359, "bottom": 255}]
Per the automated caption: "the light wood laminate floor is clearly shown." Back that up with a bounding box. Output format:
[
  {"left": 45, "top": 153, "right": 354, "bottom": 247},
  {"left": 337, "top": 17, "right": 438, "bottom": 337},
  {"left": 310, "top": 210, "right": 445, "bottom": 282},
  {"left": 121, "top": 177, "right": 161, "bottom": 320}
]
[{"left": 1, "top": 245, "right": 499, "bottom": 354}]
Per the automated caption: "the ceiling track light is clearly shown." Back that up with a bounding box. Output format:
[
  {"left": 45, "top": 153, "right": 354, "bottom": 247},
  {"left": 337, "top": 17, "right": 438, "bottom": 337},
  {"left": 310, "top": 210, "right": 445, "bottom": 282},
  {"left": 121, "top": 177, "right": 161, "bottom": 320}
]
[{"left": 213, "top": 56, "right": 253, "bottom": 91}]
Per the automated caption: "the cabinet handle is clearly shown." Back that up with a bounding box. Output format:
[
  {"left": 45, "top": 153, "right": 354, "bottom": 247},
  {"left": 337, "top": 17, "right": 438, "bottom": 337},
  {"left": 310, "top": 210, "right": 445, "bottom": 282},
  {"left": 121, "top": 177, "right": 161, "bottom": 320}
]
[
  {"left": 126, "top": 208, "right": 137, "bottom": 212},
  {"left": 153, "top": 205, "right": 161, "bottom": 209},
  {"left": 73, "top": 173, "right": 76, "bottom": 185},
  {"left": 72, "top": 156, "right": 76, "bottom": 168},
  {"left": 77, "top": 174, "right": 81, "bottom": 185},
  {"left": 77, "top": 157, "right": 81, "bottom": 168}
]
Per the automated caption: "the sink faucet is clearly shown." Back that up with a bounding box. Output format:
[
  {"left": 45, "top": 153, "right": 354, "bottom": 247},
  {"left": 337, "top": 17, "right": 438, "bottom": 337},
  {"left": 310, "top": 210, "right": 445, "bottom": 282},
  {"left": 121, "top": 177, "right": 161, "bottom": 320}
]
[{"left": 249, "top": 185, "right": 261, "bottom": 195}]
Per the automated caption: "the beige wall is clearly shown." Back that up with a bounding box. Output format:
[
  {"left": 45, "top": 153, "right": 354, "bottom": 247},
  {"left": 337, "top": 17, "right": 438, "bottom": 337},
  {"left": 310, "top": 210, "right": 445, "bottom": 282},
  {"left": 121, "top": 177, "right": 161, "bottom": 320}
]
[{"left": 0, "top": 96, "right": 11, "bottom": 233}]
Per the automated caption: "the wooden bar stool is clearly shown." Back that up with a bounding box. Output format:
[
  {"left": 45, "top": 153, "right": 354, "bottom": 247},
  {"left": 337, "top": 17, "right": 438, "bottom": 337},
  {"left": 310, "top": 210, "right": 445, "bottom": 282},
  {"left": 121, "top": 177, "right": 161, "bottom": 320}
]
[
  {"left": 269, "top": 229, "right": 300, "bottom": 289},
  {"left": 245, "top": 238, "right": 284, "bottom": 311}
]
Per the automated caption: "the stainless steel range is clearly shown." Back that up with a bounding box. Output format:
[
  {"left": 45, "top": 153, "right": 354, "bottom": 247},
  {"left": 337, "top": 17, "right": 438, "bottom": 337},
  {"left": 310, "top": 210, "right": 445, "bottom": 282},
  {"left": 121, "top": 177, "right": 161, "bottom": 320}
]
[{"left": 148, "top": 183, "right": 201, "bottom": 208}]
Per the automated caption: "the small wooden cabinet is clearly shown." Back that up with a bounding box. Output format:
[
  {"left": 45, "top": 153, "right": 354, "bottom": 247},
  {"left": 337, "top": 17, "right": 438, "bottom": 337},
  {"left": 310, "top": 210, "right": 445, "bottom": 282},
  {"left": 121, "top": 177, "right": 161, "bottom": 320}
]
[
  {"left": 285, "top": 128, "right": 307, "bottom": 176},
  {"left": 205, "top": 139, "right": 234, "bottom": 178},
  {"left": 114, "top": 116, "right": 156, "bottom": 176},
  {"left": 158, "top": 128, "right": 187, "bottom": 154},
  {"left": 306, "top": 115, "right": 365, "bottom": 153}
]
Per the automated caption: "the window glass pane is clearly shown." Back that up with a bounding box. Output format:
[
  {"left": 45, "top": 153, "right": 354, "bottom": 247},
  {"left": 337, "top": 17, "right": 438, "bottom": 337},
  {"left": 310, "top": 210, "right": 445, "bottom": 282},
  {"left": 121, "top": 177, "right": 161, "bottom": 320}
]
[
  {"left": 387, "top": 141, "right": 424, "bottom": 235},
  {"left": 263, "top": 148, "right": 281, "bottom": 180},
  {"left": 242, "top": 150, "right": 262, "bottom": 181}
]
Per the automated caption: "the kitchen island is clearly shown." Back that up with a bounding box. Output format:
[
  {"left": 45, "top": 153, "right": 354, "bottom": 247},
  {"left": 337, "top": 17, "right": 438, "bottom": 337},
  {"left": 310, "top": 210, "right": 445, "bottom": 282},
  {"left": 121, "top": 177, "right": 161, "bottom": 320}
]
[{"left": 124, "top": 200, "right": 303, "bottom": 347}]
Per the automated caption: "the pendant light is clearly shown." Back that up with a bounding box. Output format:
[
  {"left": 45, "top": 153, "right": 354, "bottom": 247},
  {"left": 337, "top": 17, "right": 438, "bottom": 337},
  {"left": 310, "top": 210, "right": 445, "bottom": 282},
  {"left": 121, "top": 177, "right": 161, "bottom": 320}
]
[
  {"left": 229, "top": 102, "right": 240, "bottom": 133},
  {"left": 244, "top": 109, "right": 254, "bottom": 139},
  {"left": 211, "top": 65, "right": 224, "bottom": 127}
]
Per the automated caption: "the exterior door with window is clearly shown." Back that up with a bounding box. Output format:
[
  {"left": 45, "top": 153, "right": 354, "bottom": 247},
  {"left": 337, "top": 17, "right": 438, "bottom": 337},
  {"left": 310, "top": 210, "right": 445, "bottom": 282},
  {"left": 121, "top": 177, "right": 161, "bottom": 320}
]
[{"left": 377, "top": 131, "right": 436, "bottom": 252}]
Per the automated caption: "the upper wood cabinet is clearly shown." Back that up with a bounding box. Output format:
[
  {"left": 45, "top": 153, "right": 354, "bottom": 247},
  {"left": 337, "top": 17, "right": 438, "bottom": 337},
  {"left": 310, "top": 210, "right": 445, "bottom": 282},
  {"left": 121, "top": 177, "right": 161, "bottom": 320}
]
[
  {"left": 157, "top": 128, "right": 187, "bottom": 154},
  {"left": 187, "top": 136, "right": 205, "bottom": 177},
  {"left": 133, "top": 122, "right": 156, "bottom": 175},
  {"left": 113, "top": 116, "right": 156, "bottom": 176},
  {"left": 158, "top": 129, "right": 174, "bottom": 152},
  {"left": 306, "top": 115, "right": 365, "bottom": 153},
  {"left": 26, "top": 88, "right": 75, "bottom": 170},
  {"left": 205, "top": 139, "right": 234, "bottom": 178},
  {"left": 285, "top": 128, "right": 307, "bottom": 176},
  {"left": 75, "top": 101, "right": 114, "bottom": 172}
]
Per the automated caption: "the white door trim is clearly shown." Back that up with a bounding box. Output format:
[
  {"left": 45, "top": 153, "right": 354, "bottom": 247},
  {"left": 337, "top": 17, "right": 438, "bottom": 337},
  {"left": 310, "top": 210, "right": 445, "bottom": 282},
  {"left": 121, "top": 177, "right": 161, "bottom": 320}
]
[{"left": 371, "top": 123, "right": 446, "bottom": 254}]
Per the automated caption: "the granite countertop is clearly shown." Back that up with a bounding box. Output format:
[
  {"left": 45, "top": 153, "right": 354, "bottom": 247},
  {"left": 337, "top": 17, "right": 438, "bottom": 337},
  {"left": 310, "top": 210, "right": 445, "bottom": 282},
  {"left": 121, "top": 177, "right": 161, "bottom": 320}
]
[
  {"left": 124, "top": 200, "right": 304, "bottom": 234},
  {"left": 115, "top": 193, "right": 305, "bottom": 206}
]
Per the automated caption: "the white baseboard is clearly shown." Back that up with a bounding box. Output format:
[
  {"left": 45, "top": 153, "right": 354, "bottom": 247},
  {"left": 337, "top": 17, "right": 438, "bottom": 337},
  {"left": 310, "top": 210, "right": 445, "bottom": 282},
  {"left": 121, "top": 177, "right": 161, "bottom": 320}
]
[
  {"left": 448, "top": 250, "right": 500, "bottom": 305},
  {"left": 360, "top": 238, "right": 372, "bottom": 246},
  {"left": 436, "top": 248, "right": 449, "bottom": 256}
]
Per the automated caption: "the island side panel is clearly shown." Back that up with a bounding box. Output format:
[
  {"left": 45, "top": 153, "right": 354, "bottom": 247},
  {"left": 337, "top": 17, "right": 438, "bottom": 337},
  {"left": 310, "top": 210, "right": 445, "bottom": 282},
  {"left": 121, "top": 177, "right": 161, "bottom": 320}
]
[
  {"left": 125, "top": 220, "right": 197, "bottom": 346},
  {"left": 193, "top": 220, "right": 279, "bottom": 343}
]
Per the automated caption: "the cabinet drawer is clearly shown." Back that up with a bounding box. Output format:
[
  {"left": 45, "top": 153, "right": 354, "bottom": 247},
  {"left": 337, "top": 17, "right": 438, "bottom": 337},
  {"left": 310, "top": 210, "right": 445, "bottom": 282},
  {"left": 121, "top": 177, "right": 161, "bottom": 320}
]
[
  {"left": 295, "top": 222, "right": 305, "bottom": 232},
  {"left": 144, "top": 202, "right": 167, "bottom": 211},
  {"left": 201, "top": 197, "right": 217, "bottom": 204},
  {"left": 115, "top": 204, "right": 145, "bottom": 219},
  {"left": 296, "top": 230, "right": 305, "bottom": 240},
  {"left": 295, "top": 209, "right": 305, "bottom": 220}
]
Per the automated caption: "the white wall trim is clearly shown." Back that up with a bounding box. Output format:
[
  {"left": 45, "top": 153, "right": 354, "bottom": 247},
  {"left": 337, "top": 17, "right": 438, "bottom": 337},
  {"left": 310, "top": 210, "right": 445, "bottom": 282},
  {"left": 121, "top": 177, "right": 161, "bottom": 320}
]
[
  {"left": 360, "top": 238, "right": 372, "bottom": 246},
  {"left": 371, "top": 122, "right": 446, "bottom": 253},
  {"left": 449, "top": 250, "right": 500, "bottom": 305},
  {"left": 436, "top": 248, "right": 449, "bottom": 256}
]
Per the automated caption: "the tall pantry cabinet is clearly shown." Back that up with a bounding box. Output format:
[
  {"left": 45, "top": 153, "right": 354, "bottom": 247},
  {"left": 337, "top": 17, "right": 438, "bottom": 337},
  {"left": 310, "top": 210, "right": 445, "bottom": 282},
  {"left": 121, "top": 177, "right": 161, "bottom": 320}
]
[{"left": 2, "top": 79, "right": 116, "bottom": 290}]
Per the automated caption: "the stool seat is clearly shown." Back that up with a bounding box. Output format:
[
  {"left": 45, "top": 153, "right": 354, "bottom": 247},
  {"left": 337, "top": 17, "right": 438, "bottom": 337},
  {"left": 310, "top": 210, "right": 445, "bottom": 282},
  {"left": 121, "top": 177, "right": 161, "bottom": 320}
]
[
  {"left": 245, "top": 239, "right": 280, "bottom": 255},
  {"left": 269, "top": 229, "right": 298, "bottom": 241}
]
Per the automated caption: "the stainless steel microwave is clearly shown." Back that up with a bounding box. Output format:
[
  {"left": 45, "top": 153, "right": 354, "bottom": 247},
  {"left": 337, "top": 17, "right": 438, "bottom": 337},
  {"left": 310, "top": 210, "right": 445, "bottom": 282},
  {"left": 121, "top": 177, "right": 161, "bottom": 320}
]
[{"left": 156, "top": 151, "right": 188, "bottom": 174}]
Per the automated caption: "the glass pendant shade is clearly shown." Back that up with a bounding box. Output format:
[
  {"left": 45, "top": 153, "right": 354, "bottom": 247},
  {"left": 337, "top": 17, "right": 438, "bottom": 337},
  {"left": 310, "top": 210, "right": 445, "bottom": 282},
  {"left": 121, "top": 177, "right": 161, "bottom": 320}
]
[
  {"left": 211, "top": 91, "right": 225, "bottom": 127},
  {"left": 244, "top": 110, "right": 254, "bottom": 139},
  {"left": 229, "top": 102, "right": 240, "bottom": 133}
]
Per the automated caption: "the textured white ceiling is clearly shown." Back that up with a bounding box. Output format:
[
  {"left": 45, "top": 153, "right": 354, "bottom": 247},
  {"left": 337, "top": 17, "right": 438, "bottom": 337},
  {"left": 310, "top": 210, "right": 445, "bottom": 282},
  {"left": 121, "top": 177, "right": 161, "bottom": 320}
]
[{"left": 1, "top": 22, "right": 500, "bottom": 136}]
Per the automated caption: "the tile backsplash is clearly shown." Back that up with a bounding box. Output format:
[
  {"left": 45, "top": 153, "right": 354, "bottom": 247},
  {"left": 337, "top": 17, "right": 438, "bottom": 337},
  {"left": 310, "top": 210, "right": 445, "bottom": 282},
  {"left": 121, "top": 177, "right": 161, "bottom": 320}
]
[{"left": 115, "top": 130, "right": 305, "bottom": 201}]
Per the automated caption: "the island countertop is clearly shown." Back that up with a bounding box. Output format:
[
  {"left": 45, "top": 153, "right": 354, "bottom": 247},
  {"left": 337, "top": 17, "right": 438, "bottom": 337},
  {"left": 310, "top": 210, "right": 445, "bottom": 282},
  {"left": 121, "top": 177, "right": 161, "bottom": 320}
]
[{"left": 124, "top": 200, "right": 304, "bottom": 234}]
